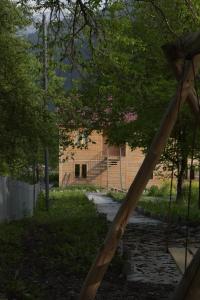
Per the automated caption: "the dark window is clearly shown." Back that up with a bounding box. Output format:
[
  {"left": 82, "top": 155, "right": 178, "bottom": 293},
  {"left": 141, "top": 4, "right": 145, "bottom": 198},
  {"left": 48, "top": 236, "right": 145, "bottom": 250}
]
[
  {"left": 75, "top": 164, "right": 80, "bottom": 178},
  {"left": 82, "top": 164, "right": 87, "bottom": 178}
]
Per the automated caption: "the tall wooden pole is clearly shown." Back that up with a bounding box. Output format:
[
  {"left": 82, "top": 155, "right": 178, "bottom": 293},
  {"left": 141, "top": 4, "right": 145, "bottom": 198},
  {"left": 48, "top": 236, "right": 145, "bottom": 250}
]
[
  {"left": 198, "top": 158, "right": 200, "bottom": 210},
  {"left": 79, "top": 56, "right": 200, "bottom": 300},
  {"left": 119, "top": 146, "right": 123, "bottom": 190},
  {"left": 43, "top": 14, "right": 49, "bottom": 211},
  {"left": 106, "top": 147, "right": 109, "bottom": 190}
]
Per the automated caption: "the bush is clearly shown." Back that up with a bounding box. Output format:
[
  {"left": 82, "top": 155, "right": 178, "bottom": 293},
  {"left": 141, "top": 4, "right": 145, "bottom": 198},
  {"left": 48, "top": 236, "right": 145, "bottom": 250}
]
[
  {"left": 49, "top": 172, "right": 59, "bottom": 186},
  {"left": 139, "top": 196, "right": 200, "bottom": 224},
  {"left": 107, "top": 191, "right": 125, "bottom": 202},
  {"left": 182, "top": 181, "right": 200, "bottom": 205},
  {"left": 147, "top": 181, "right": 176, "bottom": 198},
  {"left": 147, "top": 185, "right": 160, "bottom": 197}
]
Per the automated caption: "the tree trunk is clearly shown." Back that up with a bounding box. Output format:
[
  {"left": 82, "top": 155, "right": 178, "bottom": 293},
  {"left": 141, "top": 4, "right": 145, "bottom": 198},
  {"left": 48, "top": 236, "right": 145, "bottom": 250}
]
[
  {"left": 176, "top": 156, "right": 187, "bottom": 203},
  {"left": 198, "top": 158, "right": 200, "bottom": 210}
]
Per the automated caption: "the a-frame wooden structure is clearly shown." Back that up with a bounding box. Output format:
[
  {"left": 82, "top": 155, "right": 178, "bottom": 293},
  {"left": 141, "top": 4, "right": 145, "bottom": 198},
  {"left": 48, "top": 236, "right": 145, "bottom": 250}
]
[{"left": 80, "top": 32, "right": 200, "bottom": 300}]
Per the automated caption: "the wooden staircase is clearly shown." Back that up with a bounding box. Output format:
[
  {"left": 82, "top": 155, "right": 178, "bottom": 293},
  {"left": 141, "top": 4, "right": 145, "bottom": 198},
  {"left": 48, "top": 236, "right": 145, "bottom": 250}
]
[{"left": 87, "top": 156, "right": 120, "bottom": 180}]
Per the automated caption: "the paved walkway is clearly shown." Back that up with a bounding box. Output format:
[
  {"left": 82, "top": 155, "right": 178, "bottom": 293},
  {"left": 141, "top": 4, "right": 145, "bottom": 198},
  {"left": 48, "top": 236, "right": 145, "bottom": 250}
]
[
  {"left": 86, "top": 192, "right": 161, "bottom": 225},
  {"left": 86, "top": 192, "right": 181, "bottom": 286}
]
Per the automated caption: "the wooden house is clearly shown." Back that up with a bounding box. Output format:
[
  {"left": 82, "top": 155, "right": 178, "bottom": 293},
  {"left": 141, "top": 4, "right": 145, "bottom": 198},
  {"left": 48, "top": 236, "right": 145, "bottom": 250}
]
[{"left": 59, "top": 131, "right": 161, "bottom": 190}]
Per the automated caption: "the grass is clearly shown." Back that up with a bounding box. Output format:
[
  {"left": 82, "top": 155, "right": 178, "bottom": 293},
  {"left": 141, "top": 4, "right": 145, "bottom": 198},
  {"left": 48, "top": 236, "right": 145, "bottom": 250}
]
[
  {"left": 0, "top": 188, "right": 112, "bottom": 299},
  {"left": 55, "top": 183, "right": 102, "bottom": 192},
  {"left": 107, "top": 182, "right": 200, "bottom": 224},
  {"left": 107, "top": 191, "right": 125, "bottom": 202},
  {"left": 139, "top": 198, "right": 200, "bottom": 223}
]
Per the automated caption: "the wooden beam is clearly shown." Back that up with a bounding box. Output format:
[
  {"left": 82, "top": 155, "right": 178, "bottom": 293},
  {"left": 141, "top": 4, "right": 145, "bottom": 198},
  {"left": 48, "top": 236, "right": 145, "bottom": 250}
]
[
  {"left": 163, "top": 40, "right": 200, "bottom": 121},
  {"left": 172, "top": 248, "right": 200, "bottom": 300},
  {"left": 162, "top": 32, "right": 200, "bottom": 62},
  {"left": 187, "top": 89, "right": 200, "bottom": 121},
  {"left": 79, "top": 55, "right": 200, "bottom": 300}
]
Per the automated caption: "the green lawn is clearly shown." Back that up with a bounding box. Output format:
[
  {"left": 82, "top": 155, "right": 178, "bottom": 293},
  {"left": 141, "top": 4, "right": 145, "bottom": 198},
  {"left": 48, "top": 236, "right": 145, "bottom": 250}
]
[{"left": 0, "top": 188, "right": 109, "bottom": 299}]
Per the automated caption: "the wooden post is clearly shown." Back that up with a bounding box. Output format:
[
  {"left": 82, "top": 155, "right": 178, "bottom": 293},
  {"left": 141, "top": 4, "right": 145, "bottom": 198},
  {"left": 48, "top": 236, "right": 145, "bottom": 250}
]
[
  {"left": 119, "top": 146, "right": 123, "bottom": 190},
  {"left": 79, "top": 55, "right": 200, "bottom": 300},
  {"left": 106, "top": 147, "right": 109, "bottom": 190}
]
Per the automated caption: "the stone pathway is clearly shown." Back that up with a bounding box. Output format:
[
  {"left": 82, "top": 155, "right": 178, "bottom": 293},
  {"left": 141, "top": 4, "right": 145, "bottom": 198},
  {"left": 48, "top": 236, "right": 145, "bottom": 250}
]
[
  {"left": 86, "top": 192, "right": 181, "bottom": 286},
  {"left": 86, "top": 192, "right": 161, "bottom": 225}
]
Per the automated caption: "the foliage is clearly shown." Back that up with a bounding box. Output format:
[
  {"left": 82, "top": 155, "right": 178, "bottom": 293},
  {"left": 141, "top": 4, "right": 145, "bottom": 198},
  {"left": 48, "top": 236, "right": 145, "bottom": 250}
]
[
  {"left": 0, "top": 189, "right": 111, "bottom": 299},
  {"left": 61, "top": 1, "right": 200, "bottom": 198},
  {"left": 108, "top": 182, "right": 200, "bottom": 223},
  {"left": 107, "top": 191, "right": 125, "bottom": 202},
  {"left": 139, "top": 195, "right": 200, "bottom": 224},
  {"left": 0, "top": 1, "right": 39, "bottom": 175},
  {"left": 13, "top": 1, "right": 200, "bottom": 190},
  {"left": 147, "top": 182, "right": 176, "bottom": 198},
  {"left": 147, "top": 185, "right": 161, "bottom": 197},
  {"left": 49, "top": 172, "right": 59, "bottom": 186},
  {"left": 0, "top": 0, "right": 64, "bottom": 180}
]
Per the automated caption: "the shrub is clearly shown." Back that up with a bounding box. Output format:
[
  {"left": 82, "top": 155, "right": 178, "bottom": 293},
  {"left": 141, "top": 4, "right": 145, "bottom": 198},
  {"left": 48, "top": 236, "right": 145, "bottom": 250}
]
[
  {"left": 147, "top": 181, "right": 176, "bottom": 198},
  {"left": 147, "top": 185, "right": 160, "bottom": 197},
  {"left": 182, "top": 181, "right": 200, "bottom": 205},
  {"left": 49, "top": 172, "right": 59, "bottom": 186},
  {"left": 107, "top": 191, "right": 125, "bottom": 202}
]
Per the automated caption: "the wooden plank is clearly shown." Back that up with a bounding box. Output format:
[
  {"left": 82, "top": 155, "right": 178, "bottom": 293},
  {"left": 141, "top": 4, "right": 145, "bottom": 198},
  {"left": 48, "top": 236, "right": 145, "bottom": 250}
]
[
  {"left": 79, "top": 54, "right": 200, "bottom": 300},
  {"left": 169, "top": 248, "right": 195, "bottom": 274},
  {"left": 172, "top": 248, "right": 200, "bottom": 300}
]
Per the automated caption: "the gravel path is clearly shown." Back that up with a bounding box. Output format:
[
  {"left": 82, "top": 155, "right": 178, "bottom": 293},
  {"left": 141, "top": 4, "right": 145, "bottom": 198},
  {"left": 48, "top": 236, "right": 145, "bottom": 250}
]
[{"left": 86, "top": 192, "right": 186, "bottom": 299}]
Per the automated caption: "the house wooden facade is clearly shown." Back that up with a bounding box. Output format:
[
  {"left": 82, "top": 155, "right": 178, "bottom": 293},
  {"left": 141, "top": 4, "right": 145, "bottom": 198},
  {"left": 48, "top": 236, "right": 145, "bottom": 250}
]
[{"left": 59, "top": 131, "right": 161, "bottom": 190}]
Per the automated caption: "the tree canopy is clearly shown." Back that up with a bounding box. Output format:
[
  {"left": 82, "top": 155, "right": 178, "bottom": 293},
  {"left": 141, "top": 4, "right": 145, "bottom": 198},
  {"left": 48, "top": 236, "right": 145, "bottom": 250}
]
[
  {"left": 0, "top": 0, "right": 61, "bottom": 178},
  {"left": 56, "top": 0, "right": 200, "bottom": 199},
  {"left": 2, "top": 0, "right": 200, "bottom": 189}
]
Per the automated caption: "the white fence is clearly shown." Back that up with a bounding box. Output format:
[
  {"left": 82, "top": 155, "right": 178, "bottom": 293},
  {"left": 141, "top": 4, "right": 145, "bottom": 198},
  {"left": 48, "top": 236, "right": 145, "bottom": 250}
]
[{"left": 0, "top": 176, "right": 40, "bottom": 222}]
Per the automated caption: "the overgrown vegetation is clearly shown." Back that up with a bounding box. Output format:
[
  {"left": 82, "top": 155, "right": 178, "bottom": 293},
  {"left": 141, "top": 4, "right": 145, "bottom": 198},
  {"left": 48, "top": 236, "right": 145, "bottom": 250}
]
[
  {"left": 58, "top": 184, "right": 101, "bottom": 192},
  {"left": 108, "top": 182, "right": 200, "bottom": 224},
  {"left": 0, "top": 189, "right": 113, "bottom": 299}
]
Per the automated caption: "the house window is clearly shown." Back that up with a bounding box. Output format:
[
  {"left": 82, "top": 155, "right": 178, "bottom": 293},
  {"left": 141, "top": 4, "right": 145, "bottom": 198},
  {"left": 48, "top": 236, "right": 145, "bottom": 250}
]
[
  {"left": 75, "top": 164, "right": 80, "bottom": 178},
  {"left": 75, "top": 164, "right": 87, "bottom": 178},
  {"left": 82, "top": 164, "right": 87, "bottom": 178}
]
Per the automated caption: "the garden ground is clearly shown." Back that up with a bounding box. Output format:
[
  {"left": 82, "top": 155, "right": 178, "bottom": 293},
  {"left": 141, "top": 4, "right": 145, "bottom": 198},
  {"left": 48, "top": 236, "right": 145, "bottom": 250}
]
[{"left": 0, "top": 185, "right": 200, "bottom": 299}]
